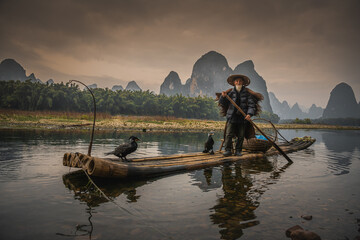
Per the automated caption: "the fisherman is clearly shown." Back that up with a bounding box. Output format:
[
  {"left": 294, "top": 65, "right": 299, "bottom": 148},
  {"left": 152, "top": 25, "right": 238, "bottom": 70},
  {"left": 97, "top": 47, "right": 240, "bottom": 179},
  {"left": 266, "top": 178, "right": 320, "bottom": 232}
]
[{"left": 219, "top": 74, "right": 259, "bottom": 157}]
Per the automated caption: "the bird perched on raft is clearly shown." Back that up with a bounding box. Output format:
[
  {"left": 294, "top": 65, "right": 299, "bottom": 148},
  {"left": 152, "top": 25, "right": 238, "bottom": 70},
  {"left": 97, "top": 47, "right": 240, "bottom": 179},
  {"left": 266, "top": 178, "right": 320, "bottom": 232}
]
[
  {"left": 105, "top": 136, "right": 140, "bottom": 161},
  {"left": 203, "top": 131, "right": 215, "bottom": 154}
]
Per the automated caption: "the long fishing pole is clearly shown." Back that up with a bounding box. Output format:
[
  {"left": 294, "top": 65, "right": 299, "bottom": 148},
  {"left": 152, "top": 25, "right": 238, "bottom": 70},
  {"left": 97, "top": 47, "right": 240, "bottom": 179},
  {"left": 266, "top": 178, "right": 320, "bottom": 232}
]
[
  {"left": 69, "top": 80, "right": 96, "bottom": 156},
  {"left": 225, "top": 94, "right": 293, "bottom": 163}
]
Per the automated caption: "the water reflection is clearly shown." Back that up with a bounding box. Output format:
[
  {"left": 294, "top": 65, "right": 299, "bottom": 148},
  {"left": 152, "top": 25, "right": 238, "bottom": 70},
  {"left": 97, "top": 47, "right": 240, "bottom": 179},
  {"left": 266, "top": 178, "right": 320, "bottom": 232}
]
[
  {"left": 62, "top": 157, "right": 291, "bottom": 239},
  {"left": 99, "top": 130, "right": 222, "bottom": 158},
  {"left": 1, "top": 128, "right": 360, "bottom": 239},
  {"left": 62, "top": 170, "right": 151, "bottom": 206},
  {"left": 189, "top": 168, "right": 222, "bottom": 192},
  {"left": 209, "top": 158, "right": 287, "bottom": 240},
  {"left": 210, "top": 163, "right": 259, "bottom": 239},
  {"left": 322, "top": 130, "right": 360, "bottom": 175},
  {"left": 279, "top": 129, "right": 360, "bottom": 176},
  {"left": 56, "top": 207, "right": 94, "bottom": 239},
  {"left": 322, "top": 131, "right": 359, "bottom": 152}
]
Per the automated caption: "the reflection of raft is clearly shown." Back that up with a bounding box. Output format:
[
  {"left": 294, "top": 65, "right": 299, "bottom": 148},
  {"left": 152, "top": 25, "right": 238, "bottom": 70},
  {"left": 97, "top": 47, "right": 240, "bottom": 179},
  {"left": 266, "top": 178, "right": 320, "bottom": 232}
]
[
  {"left": 63, "top": 136, "right": 315, "bottom": 179},
  {"left": 62, "top": 170, "right": 149, "bottom": 206}
]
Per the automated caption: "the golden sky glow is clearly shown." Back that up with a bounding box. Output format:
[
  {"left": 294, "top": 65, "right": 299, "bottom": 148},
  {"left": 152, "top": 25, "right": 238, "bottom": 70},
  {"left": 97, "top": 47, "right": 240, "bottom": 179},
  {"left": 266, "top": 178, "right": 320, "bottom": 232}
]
[{"left": 1, "top": 0, "right": 359, "bottom": 108}]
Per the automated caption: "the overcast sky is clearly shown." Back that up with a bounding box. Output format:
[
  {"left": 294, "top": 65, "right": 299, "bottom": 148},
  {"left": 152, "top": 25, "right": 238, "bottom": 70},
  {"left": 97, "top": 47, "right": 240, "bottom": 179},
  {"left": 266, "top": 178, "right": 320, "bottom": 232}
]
[{"left": 1, "top": 0, "right": 359, "bottom": 108}]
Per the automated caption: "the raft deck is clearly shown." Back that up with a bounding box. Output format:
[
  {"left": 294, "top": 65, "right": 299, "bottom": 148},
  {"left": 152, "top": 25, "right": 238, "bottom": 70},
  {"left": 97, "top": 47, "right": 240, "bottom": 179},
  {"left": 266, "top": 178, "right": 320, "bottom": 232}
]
[{"left": 63, "top": 136, "right": 315, "bottom": 179}]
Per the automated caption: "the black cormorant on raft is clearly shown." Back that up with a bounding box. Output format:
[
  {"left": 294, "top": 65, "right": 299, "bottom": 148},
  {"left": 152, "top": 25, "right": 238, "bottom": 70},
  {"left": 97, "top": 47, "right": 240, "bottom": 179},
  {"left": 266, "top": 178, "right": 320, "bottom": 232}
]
[
  {"left": 63, "top": 136, "right": 315, "bottom": 179},
  {"left": 203, "top": 131, "right": 215, "bottom": 154},
  {"left": 104, "top": 136, "right": 140, "bottom": 161}
]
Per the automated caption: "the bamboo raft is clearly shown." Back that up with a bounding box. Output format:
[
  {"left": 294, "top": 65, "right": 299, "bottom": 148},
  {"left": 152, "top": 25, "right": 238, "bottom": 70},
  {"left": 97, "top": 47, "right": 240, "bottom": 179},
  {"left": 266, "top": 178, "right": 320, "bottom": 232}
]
[{"left": 63, "top": 136, "right": 315, "bottom": 179}]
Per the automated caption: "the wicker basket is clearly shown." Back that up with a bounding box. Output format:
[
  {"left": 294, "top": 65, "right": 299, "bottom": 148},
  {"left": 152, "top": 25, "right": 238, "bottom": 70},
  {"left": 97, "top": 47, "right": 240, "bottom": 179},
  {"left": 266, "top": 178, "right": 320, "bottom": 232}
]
[
  {"left": 243, "top": 138, "right": 273, "bottom": 152},
  {"left": 242, "top": 118, "right": 278, "bottom": 153}
]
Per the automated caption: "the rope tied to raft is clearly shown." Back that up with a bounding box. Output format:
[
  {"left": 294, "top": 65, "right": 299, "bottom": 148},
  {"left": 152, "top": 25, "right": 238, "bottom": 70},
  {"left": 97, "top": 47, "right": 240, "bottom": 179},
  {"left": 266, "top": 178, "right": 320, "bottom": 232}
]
[
  {"left": 67, "top": 158, "right": 174, "bottom": 239},
  {"left": 64, "top": 79, "right": 174, "bottom": 238}
]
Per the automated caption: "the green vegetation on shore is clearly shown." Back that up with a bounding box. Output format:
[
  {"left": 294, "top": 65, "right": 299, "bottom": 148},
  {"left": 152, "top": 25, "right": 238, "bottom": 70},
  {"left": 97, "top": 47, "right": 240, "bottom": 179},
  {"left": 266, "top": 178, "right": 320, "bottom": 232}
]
[
  {"left": 0, "top": 80, "right": 220, "bottom": 119},
  {"left": 0, "top": 80, "right": 280, "bottom": 122},
  {"left": 1, "top": 109, "right": 359, "bottom": 131}
]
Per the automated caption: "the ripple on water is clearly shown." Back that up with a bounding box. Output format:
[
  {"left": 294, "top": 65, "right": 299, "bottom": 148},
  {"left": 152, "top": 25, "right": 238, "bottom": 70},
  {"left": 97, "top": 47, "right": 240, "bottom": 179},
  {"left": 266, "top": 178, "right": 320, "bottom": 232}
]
[{"left": 0, "top": 129, "right": 359, "bottom": 240}]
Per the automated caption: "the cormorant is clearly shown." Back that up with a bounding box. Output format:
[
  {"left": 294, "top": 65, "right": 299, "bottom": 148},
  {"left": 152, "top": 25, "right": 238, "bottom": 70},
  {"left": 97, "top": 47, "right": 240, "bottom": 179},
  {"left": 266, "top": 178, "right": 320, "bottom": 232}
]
[
  {"left": 203, "top": 132, "right": 215, "bottom": 154},
  {"left": 105, "top": 136, "right": 140, "bottom": 161}
]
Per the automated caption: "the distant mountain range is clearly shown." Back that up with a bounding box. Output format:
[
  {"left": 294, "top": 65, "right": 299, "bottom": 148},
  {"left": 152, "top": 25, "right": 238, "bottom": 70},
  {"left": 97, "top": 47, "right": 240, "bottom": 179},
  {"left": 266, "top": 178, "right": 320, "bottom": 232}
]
[
  {"left": 159, "top": 51, "right": 360, "bottom": 120},
  {"left": 160, "top": 51, "right": 273, "bottom": 113},
  {"left": 0, "top": 59, "right": 42, "bottom": 83},
  {"left": 87, "top": 81, "right": 142, "bottom": 91},
  {"left": 1, "top": 56, "right": 359, "bottom": 120},
  {"left": 0, "top": 58, "right": 142, "bottom": 92},
  {"left": 269, "top": 92, "right": 324, "bottom": 119}
]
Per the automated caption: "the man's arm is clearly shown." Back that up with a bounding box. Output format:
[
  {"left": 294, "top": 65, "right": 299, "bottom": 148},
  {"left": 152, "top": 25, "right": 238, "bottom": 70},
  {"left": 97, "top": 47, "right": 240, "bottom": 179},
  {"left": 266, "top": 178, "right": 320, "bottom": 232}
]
[
  {"left": 247, "top": 94, "right": 256, "bottom": 117},
  {"left": 219, "top": 91, "right": 229, "bottom": 106},
  {"left": 246, "top": 93, "right": 256, "bottom": 118}
]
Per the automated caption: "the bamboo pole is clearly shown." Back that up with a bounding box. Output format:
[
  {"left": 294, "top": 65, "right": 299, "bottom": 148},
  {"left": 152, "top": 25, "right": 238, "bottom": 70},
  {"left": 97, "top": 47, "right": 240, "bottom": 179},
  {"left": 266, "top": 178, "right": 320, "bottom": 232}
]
[
  {"left": 69, "top": 80, "right": 96, "bottom": 156},
  {"left": 224, "top": 94, "right": 293, "bottom": 163}
]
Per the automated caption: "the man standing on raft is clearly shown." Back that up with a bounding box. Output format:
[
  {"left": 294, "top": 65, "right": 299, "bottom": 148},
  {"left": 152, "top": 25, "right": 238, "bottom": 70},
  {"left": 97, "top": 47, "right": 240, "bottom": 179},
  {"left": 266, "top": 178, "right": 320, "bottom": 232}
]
[{"left": 219, "top": 74, "right": 262, "bottom": 157}]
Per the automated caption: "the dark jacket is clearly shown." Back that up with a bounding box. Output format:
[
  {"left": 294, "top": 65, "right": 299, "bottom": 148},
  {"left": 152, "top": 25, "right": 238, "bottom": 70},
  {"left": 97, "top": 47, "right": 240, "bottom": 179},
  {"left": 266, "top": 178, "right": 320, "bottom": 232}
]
[{"left": 219, "top": 86, "right": 256, "bottom": 123}]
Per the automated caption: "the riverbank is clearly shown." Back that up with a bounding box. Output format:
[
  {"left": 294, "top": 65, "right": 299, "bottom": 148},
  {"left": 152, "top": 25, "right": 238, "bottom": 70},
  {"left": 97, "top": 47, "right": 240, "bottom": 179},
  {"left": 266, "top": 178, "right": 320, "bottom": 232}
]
[{"left": 1, "top": 109, "right": 359, "bottom": 131}]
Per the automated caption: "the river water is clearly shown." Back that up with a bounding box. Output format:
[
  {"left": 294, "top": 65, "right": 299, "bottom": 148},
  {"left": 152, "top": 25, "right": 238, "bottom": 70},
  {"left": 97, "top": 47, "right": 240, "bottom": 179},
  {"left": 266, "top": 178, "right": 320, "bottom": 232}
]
[{"left": 0, "top": 128, "right": 359, "bottom": 240}]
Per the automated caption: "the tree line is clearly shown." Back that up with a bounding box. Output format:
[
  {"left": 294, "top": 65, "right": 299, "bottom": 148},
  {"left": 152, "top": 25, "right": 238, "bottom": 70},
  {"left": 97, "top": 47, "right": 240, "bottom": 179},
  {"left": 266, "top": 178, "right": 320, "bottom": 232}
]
[
  {"left": 0, "top": 80, "right": 222, "bottom": 119},
  {"left": 0, "top": 80, "right": 279, "bottom": 122}
]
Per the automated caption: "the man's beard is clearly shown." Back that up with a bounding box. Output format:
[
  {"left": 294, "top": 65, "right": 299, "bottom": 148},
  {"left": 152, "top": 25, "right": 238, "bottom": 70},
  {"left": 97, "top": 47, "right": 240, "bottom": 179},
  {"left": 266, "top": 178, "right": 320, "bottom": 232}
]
[{"left": 235, "top": 85, "right": 242, "bottom": 92}]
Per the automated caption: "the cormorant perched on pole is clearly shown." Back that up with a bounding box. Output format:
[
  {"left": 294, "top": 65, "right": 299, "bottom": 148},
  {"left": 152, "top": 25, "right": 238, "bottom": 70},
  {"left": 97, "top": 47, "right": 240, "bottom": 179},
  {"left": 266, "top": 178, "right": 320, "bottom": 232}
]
[
  {"left": 105, "top": 136, "right": 140, "bottom": 161},
  {"left": 203, "top": 132, "right": 215, "bottom": 154}
]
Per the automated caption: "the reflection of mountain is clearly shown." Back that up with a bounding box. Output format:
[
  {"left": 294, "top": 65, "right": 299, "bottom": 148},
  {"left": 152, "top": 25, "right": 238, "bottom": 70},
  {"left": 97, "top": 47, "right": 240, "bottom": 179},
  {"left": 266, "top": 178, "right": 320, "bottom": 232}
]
[
  {"left": 322, "top": 131, "right": 360, "bottom": 175},
  {"left": 322, "top": 131, "right": 359, "bottom": 152}
]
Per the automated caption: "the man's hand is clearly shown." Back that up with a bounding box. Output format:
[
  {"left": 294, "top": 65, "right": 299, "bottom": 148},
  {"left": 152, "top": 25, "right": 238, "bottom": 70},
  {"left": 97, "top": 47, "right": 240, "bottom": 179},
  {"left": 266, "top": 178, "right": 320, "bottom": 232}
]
[
  {"left": 221, "top": 91, "right": 227, "bottom": 97},
  {"left": 245, "top": 114, "right": 251, "bottom": 121}
]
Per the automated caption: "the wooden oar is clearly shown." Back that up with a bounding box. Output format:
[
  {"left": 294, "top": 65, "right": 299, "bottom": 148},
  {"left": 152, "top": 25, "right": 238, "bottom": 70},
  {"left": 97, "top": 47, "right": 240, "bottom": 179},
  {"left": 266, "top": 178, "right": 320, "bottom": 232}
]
[
  {"left": 218, "top": 120, "right": 227, "bottom": 151},
  {"left": 225, "top": 94, "right": 293, "bottom": 163}
]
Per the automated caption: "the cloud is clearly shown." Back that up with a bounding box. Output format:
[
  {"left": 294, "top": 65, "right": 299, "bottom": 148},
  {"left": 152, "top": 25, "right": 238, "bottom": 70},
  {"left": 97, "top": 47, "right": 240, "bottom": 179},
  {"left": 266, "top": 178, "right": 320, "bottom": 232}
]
[{"left": 0, "top": 0, "right": 359, "bottom": 107}]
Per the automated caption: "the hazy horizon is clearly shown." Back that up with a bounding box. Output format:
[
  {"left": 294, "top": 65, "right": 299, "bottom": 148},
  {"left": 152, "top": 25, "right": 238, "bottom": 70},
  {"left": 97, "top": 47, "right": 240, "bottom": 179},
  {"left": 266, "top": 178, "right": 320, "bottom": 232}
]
[{"left": 1, "top": 0, "right": 359, "bottom": 108}]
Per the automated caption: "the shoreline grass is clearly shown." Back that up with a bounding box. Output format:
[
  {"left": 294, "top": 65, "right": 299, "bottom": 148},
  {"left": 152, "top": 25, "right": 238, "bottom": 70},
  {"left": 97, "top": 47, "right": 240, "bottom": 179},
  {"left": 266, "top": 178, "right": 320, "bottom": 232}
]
[{"left": 1, "top": 109, "right": 359, "bottom": 132}]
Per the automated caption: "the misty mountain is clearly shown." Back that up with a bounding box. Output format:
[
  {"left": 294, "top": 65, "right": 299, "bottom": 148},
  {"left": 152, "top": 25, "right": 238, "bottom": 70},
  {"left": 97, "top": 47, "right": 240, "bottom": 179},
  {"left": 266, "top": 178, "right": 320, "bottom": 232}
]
[
  {"left": 269, "top": 92, "right": 291, "bottom": 119},
  {"left": 187, "top": 51, "right": 233, "bottom": 97},
  {"left": 125, "top": 81, "right": 142, "bottom": 91},
  {"left": 160, "top": 71, "right": 185, "bottom": 96},
  {"left": 298, "top": 104, "right": 309, "bottom": 113},
  {"left": 233, "top": 60, "right": 272, "bottom": 113},
  {"left": 269, "top": 92, "right": 323, "bottom": 119},
  {"left": 322, "top": 82, "right": 360, "bottom": 118},
  {"left": 111, "top": 85, "right": 124, "bottom": 91},
  {"left": 46, "top": 79, "right": 54, "bottom": 85},
  {"left": 0, "top": 58, "right": 41, "bottom": 83},
  {"left": 87, "top": 83, "right": 97, "bottom": 89},
  {"left": 308, "top": 104, "right": 324, "bottom": 119},
  {"left": 5, "top": 57, "right": 354, "bottom": 121},
  {"left": 160, "top": 51, "right": 273, "bottom": 113},
  {"left": 288, "top": 103, "right": 306, "bottom": 119}
]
